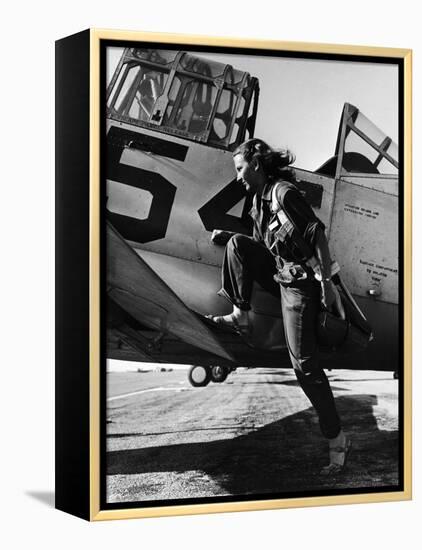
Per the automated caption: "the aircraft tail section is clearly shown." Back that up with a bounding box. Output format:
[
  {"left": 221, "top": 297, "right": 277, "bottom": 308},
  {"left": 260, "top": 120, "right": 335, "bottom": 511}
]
[{"left": 107, "top": 222, "right": 235, "bottom": 363}]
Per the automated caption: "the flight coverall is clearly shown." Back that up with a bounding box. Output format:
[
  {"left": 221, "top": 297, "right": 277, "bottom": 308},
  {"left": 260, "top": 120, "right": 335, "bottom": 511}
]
[{"left": 218, "top": 181, "right": 341, "bottom": 439}]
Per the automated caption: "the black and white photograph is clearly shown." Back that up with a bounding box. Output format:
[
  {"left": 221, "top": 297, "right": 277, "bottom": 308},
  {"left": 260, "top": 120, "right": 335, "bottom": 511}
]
[
  {"left": 4, "top": 0, "right": 421, "bottom": 543},
  {"left": 104, "top": 42, "right": 402, "bottom": 508}
]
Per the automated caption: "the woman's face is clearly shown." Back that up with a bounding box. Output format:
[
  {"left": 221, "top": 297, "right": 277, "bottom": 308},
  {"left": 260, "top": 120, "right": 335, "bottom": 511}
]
[{"left": 233, "top": 154, "right": 264, "bottom": 194}]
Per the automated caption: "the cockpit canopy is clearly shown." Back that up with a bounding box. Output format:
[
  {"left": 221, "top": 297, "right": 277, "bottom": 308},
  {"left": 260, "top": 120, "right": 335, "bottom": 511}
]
[
  {"left": 317, "top": 103, "right": 398, "bottom": 177},
  {"left": 107, "top": 48, "right": 259, "bottom": 151}
]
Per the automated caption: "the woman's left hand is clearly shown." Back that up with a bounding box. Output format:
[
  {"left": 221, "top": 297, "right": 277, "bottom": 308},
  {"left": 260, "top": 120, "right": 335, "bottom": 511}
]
[{"left": 211, "top": 229, "right": 233, "bottom": 246}]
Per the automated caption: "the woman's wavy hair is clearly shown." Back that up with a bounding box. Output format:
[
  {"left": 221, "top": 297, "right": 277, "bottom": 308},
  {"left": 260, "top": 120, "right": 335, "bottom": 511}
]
[{"left": 233, "top": 138, "right": 296, "bottom": 184}]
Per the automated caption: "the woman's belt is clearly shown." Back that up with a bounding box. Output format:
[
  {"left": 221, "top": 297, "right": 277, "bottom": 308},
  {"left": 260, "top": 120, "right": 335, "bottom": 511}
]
[
  {"left": 274, "top": 257, "right": 341, "bottom": 285},
  {"left": 273, "top": 258, "right": 313, "bottom": 284}
]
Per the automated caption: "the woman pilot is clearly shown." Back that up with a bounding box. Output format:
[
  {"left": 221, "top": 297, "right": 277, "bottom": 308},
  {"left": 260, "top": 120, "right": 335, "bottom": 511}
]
[{"left": 207, "top": 138, "right": 351, "bottom": 475}]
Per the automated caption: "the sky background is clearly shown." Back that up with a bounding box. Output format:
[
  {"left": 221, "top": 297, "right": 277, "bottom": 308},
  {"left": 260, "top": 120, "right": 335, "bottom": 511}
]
[{"left": 107, "top": 47, "right": 398, "bottom": 171}]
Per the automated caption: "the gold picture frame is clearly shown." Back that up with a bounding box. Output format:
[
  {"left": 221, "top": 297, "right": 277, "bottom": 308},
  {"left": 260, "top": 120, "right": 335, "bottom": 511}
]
[{"left": 55, "top": 28, "right": 412, "bottom": 521}]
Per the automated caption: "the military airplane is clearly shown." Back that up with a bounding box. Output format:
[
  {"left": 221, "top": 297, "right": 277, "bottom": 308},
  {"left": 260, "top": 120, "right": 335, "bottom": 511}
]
[{"left": 105, "top": 48, "right": 399, "bottom": 386}]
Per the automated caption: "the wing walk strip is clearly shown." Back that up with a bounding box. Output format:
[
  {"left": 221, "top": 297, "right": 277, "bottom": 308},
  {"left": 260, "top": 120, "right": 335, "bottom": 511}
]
[{"left": 107, "top": 221, "right": 234, "bottom": 363}]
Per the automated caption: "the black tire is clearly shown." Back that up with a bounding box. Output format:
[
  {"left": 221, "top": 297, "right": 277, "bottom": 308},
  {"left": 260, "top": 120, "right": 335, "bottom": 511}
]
[
  {"left": 188, "top": 365, "right": 211, "bottom": 387},
  {"left": 210, "top": 365, "right": 229, "bottom": 383}
]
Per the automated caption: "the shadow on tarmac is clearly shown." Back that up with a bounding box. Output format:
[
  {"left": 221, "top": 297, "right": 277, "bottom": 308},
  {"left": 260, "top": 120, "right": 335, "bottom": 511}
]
[{"left": 107, "top": 394, "right": 399, "bottom": 497}]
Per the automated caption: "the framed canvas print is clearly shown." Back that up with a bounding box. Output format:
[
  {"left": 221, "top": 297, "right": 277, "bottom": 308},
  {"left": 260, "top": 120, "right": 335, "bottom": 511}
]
[{"left": 55, "top": 29, "right": 412, "bottom": 521}]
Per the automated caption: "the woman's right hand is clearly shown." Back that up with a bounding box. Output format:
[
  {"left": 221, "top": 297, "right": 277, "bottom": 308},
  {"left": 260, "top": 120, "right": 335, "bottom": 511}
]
[
  {"left": 321, "top": 281, "right": 346, "bottom": 319},
  {"left": 320, "top": 280, "right": 337, "bottom": 311},
  {"left": 211, "top": 230, "right": 233, "bottom": 246}
]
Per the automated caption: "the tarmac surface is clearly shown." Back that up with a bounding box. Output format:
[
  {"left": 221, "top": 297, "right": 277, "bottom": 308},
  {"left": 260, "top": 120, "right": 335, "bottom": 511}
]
[{"left": 106, "top": 367, "right": 399, "bottom": 504}]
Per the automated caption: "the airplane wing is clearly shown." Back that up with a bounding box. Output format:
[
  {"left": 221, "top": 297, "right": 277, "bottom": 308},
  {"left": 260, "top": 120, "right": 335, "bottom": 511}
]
[
  {"left": 107, "top": 221, "right": 235, "bottom": 363},
  {"left": 106, "top": 221, "right": 389, "bottom": 372}
]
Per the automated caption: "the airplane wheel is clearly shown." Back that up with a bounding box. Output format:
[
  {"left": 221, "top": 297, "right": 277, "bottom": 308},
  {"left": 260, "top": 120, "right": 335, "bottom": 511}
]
[
  {"left": 210, "top": 365, "right": 228, "bottom": 383},
  {"left": 188, "top": 365, "right": 211, "bottom": 387}
]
